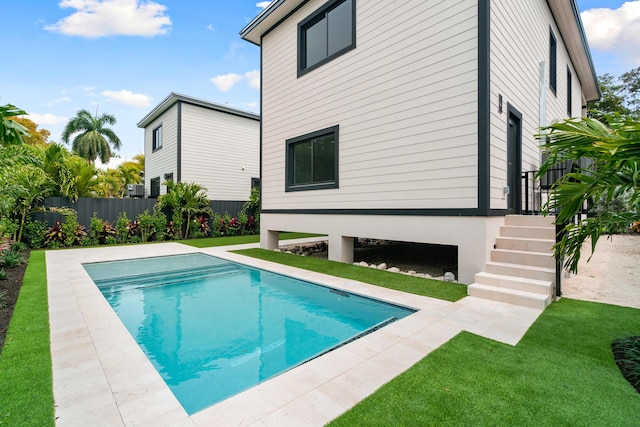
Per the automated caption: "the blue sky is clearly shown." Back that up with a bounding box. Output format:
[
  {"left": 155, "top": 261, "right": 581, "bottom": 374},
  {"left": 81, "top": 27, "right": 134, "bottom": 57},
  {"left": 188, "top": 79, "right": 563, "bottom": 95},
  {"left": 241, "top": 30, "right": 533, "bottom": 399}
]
[{"left": 0, "top": 1, "right": 637, "bottom": 166}]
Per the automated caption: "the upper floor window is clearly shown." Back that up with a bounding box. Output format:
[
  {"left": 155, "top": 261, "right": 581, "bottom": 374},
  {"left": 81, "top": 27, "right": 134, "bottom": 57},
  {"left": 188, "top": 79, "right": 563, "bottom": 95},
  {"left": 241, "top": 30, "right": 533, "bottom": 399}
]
[
  {"left": 152, "top": 125, "right": 163, "bottom": 151},
  {"left": 549, "top": 29, "right": 557, "bottom": 95},
  {"left": 286, "top": 125, "right": 339, "bottom": 191},
  {"left": 298, "top": 0, "right": 355, "bottom": 77},
  {"left": 567, "top": 67, "right": 572, "bottom": 116}
]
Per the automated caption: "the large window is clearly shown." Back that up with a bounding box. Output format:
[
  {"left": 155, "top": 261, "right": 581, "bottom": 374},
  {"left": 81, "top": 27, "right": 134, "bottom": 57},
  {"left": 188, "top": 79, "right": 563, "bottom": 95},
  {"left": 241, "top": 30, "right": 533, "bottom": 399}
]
[
  {"left": 152, "top": 125, "right": 163, "bottom": 151},
  {"left": 298, "top": 0, "right": 355, "bottom": 76},
  {"left": 549, "top": 29, "right": 557, "bottom": 95},
  {"left": 286, "top": 126, "right": 339, "bottom": 191},
  {"left": 567, "top": 67, "right": 572, "bottom": 116}
]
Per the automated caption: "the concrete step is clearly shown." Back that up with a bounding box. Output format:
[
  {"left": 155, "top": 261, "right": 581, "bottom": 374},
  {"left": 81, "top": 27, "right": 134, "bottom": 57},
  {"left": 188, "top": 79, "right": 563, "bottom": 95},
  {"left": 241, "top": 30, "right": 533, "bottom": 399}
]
[
  {"left": 491, "top": 248, "right": 556, "bottom": 269},
  {"left": 485, "top": 261, "right": 556, "bottom": 283},
  {"left": 500, "top": 225, "right": 555, "bottom": 240},
  {"left": 495, "top": 236, "right": 554, "bottom": 253},
  {"left": 468, "top": 283, "right": 551, "bottom": 309},
  {"left": 474, "top": 271, "right": 553, "bottom": 296},
  {"left": 505, "top": 215, "right": 555, "bottom": 228}
]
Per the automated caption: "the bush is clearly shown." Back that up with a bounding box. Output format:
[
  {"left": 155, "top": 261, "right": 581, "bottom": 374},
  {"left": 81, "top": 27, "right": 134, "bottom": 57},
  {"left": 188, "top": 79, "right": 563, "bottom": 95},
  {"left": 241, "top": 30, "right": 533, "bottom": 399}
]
[
  {"left": 88, "top": 213, "right": 104, "bottom": 246},
  {"left": 612, "top": 336, "right": 640, "bottom": 393},
  {"left": 0, "top": 250, "right": 26, "bottom": 268},
  {"left": 44, "top": 222, "right": 65, "bottom": 247},
  {"left": 62, "top": 213, "right": 87, "bottom": 247},
  {"left": 23, "top": 219, "right": 47, "bottom": 248},
  {"left": 115, "top": 212, "right": 130, "bottom": 244},
  {"left": 0, "top": 217, "right": 18, "bottom": 241}
]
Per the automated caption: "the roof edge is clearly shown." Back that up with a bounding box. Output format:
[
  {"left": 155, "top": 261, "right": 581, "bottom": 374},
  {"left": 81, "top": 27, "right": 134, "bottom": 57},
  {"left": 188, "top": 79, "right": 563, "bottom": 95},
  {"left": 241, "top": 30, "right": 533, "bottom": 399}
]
[{"left": 137, "top": 92, "right": 260, "bottom": 128}]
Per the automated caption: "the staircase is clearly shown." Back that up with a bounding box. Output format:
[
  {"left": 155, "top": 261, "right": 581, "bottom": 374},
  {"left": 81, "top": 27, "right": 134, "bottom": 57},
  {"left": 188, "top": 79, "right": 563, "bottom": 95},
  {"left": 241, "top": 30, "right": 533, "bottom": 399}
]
[{"left": 468, "top": 215, "right": 556, "bottom": 310}]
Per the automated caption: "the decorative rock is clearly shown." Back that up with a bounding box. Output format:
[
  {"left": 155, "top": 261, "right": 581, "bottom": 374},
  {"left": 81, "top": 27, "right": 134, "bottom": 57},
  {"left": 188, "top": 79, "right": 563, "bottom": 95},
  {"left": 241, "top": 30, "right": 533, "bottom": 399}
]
[
  {"left": 273, "top": 248, "right": 281, "bottom": 252},
  {"left": 369, "top": 264, "right": 378, "bottom": 269},
  {"left": 285, "top": 250, "right": 293, "bottom": 254},
  {"left": 377, "top": 263, "right": 387, "bottom": 270},
  {"left": 444, "top": 272, "right": 456, "bottom": 282},
  {"left": 415, "top": 273, "right": 426, "bottom": 278},
  {"left": 407, "top": 270, "right": 417, "bottom": 276},
  {"left": 387, "top": 267, "right": 400, "bottom": 273},
  {"left": 359, "top": 261, "right": 369, "bottom": 267}
]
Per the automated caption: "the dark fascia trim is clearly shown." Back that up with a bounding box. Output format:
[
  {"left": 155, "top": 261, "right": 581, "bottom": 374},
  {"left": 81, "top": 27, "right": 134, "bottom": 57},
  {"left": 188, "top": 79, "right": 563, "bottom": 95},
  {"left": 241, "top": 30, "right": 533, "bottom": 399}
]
[
  {"left": 477, "top": 0, "right": 490, "bottom": 216},
  {"left": 568, "top": 0, "right": 601, "bottom": 98},
  {"left": 262, "top": 0, "right": 311, "bottom": 41},
  {"left": 285, "top": 125, "right": 339, "bottom": 192},
  {"left": 262, "top": 208, "right": 489, "bottom": 216},
  {"left": 488, "top": 209, "right": 510, "bottom": 216},
  {"left": 177, "top": 101, "right": 182, "bottom": 183},
  {"left": 297, "top": 0, "right": 356, "bottom": 78}
]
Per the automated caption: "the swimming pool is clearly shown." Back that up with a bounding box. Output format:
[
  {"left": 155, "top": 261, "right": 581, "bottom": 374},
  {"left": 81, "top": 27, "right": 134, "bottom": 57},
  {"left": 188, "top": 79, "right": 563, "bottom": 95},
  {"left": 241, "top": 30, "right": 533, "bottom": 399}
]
[{"left": 83, "top": 253, "right": 415, "bottom": 414}]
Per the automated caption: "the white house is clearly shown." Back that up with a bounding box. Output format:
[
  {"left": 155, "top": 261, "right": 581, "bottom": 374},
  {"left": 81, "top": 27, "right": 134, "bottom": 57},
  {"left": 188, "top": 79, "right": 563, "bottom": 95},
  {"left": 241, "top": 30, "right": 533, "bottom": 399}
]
[
  {"left": 240, "top": 0, "right": 599, "bottom": 305},
  {"left": 138, "top": 93, "right": 260, "bottom": 200}
]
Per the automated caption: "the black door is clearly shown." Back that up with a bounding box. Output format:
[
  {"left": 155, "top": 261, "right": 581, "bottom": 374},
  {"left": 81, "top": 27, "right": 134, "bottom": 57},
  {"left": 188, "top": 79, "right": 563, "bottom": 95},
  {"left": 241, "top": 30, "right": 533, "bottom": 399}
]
[{"left": 507, "top": 106, "right": 522, "bottom": 214}]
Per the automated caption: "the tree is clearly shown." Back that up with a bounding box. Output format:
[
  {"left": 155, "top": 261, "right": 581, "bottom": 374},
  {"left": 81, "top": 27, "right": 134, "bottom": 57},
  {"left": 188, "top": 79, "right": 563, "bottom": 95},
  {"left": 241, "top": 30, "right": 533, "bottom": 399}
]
[
  {"left": 620, "top": 66, "right": 640, "bottom": 116},
  {"left": 8, "top": 117, "right": 51, "bottom": 146},
  {"left": 61, "top": 109, "right": 121, "bottom": 164},
  {"left": 536, "top": 113, "right": 640, "bottom": 273},
  {"left": 0, "top": 104, "right": 30, "bottom": 145},
  {"left": 60, "top": 156, "right": 100, "bottom": 201},
  {"left": 157, "top": 181, "right": 212, "bottom": 239}
]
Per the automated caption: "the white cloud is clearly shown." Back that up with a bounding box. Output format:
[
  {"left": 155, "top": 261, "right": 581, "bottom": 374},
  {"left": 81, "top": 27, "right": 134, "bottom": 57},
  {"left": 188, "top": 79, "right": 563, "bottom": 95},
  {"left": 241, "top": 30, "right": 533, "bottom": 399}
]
[
  {"left": 45, "top": 96, "right": 71, "bottom": 107},
  {"left": 207, "top": 24, "right": 215, "bottom": 31},
  {"left": 210, "top": 73, "right": 244, "bottom": 92},
  {"left": 45, "top": 0, "right": 172, "bottom": 38},
  {"left": 581, "top": 2, "right": 640, "bottom": 63},
  {"left": 26, "top": 112, "right": 68, "bottom": 126},
  {"left": 102, "top": 89, "right": 151, "bottom": 106},
  {"left": 256, "top": 2, "right": 272, "bottom": 9},
  {"left": 245, "top": 70, "right": 260, "bottom": 89}
]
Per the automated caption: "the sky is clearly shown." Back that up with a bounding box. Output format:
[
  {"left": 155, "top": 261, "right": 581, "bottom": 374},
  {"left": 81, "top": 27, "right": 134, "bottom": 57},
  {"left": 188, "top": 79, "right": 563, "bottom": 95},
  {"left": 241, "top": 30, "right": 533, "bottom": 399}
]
[{"left": 0, "top": 0, "right": 638, "bottom": 168}]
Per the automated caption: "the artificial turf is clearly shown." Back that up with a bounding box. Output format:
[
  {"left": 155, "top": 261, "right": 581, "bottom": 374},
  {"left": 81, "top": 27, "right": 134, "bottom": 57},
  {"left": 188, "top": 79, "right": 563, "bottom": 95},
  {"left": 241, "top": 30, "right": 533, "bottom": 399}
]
[
  {"left": 180, "top": 232, "right": 323, "bottom": 248},
  {"left": 0, "top": 250, "right": 54, "bottom": 426},
  {"left": 233, "top": 248, "right": 467, "bottom": 302},
  {"left": 329, "top": 298, "right": 640, "bottom": 426}
]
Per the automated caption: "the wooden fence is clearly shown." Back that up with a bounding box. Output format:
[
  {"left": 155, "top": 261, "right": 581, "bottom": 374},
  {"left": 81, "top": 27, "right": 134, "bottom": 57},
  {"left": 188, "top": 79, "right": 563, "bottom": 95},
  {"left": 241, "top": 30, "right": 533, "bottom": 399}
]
[{"left": 33, "top": 197, "right": 246, "bottom": 229}]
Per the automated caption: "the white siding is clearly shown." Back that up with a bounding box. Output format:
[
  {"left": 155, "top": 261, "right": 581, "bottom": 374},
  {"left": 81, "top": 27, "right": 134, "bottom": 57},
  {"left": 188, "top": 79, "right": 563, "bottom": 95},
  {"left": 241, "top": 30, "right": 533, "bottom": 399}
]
[
  {"left": 144, "top": 104, "right": 178, "bottom": 197},
  {"left": 261, "top": 0, "right": 479, "bottom": 210},
  {"left": 489, "top": 0, "right": 585, "bottom": 209},
  {"left": 181, "top": 103, "right": 259, "bottom": 200}
]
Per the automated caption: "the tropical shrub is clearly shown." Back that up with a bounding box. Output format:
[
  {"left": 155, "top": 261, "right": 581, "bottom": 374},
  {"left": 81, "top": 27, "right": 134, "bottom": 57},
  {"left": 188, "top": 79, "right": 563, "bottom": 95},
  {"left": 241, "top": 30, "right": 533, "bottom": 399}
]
[
  {"left": 0, "top": 249, "right": 26, "bottom": 269},
  {"left": 156, "top": 181, "right": 211, "bottom": 239},
  {"left": 44, "top": 221, "right": 65, "bottom": 247},
  {"left": 62, "top": 213, "right": 86, "bottom": 246},
  {"left": 23, "top": 219, "right": 47, "bottom": 248}
]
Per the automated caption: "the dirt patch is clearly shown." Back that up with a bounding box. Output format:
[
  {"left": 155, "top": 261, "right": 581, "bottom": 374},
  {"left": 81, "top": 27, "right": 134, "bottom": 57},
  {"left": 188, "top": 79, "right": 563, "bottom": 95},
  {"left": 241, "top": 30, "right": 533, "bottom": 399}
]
[
  {"left": 561, "top": 234, "right": 640, "bottom": 309},
  {"left": 0, "top": 251, "right": 29, "bottom": 353}
]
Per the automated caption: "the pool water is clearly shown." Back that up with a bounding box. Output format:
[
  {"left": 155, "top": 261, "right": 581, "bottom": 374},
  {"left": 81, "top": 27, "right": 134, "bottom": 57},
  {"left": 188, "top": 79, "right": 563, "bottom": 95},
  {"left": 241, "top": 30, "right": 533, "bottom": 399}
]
[{"left": 83, "top": 253, "right": 414, "bottom": 414}]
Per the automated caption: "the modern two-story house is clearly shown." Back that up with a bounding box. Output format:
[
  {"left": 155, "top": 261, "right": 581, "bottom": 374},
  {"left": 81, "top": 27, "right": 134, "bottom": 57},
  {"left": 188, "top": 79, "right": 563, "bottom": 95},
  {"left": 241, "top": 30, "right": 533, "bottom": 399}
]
[
  {"left": 138, "top": 93, "right": 260, "bottom": 200},
  {"left": 240, "top": 1, "right": 599, "bottom": 296}
]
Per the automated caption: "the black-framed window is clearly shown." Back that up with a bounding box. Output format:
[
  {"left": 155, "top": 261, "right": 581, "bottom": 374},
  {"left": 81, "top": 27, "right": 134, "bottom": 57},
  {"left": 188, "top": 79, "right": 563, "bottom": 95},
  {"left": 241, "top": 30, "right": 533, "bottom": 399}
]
[
  {"left": 549, "top": 29, "right": 557, "bottom": 95},
  {"left": 164, "top": 173, "right": 174, "bottom": 192},
  {"left": 286, "top": 125, "right": 339, "bottom": 191},
  {"left": 150, "top": 177, "right": 160, "bottom": 198},
  {"left": 298, "top": 0, "right": 355, "bottom": 77},
  {"left": 251, "top": 177, "right": 261, "bottom": 190},
  {"left": 152, "top": 125, "right": 163, "bottom": 151},
  {"left": 567, "top": 67, "right": 572, "bottom": 116}
]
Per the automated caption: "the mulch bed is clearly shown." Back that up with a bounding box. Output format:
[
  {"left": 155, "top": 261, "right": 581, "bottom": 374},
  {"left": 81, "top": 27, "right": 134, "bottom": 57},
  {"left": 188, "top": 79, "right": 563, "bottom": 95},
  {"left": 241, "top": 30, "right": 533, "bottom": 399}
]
[{"left": 0, "top": 251, "right": 29, "bottom": 353}]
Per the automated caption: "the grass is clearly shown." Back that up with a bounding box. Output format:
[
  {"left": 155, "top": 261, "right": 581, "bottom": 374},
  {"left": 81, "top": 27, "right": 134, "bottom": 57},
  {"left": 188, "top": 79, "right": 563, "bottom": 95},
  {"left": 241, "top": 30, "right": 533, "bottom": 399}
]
[
  {"left": 0, "top": 250, "right": 54, "bottom": 427},
  {"left": 179, "top": 232, "right": 324, "bottom": 248},
  {"left": 232, "top": 248, "right": 467, "bottom": 302},
  {"left": 329, "top": 298, "right": 640, "bottom": 426}
]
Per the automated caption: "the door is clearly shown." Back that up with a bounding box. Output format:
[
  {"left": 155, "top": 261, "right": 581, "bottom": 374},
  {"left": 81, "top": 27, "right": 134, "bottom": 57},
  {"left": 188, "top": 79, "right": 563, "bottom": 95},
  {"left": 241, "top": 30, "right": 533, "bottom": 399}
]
[{"left": 507, "top": 106, "right": 522, "bottom": 214}]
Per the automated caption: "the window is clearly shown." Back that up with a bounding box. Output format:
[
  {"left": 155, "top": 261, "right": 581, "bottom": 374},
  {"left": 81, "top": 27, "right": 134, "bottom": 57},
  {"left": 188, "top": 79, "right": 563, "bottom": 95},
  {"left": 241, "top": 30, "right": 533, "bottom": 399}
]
[
  {"left": 164, "top": 173, "right": 174, "bottom": 192},
  {"left": 567, "top": 67, "right": 572, "bottom": 116},
  {"left": 298, "top": 0, "right": 355, "bottom": 76},
  {"left": 152, "top": 125, "right": 163, "bottom": 151},
  {"left": 251, "top": 177, "right": 261, "bottom": 190},
  {"left": 150, "top": 177, "right": 160, "bottom": 198},
  {"left": 286, "top": 126, "right": 339, "bottom": 191},
  {"left": 549, "top": 30, "right": 557, "bottom": 95}
]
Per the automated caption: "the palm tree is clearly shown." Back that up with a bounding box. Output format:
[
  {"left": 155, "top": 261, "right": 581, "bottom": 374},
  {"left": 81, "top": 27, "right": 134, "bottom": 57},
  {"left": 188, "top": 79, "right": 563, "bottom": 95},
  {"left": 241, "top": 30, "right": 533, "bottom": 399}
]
[
  {"left": 157, "top": 181, "right": 212, "bottom": 239},
  {"left": 61, "top": 109, "right": 121, "bottom": 164},
  {"left": 536, "top": 113, "right": 640, "bottom": 273}
]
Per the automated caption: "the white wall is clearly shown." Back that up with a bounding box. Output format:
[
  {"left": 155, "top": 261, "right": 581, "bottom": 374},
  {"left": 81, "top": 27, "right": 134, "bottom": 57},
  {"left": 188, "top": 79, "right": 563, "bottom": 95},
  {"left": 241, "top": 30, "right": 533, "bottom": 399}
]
[
  {"left": 488, "top": 0, "right": 586, "bottom": 210},
  {"left": 144, "top": 104, "right": 178, "bottom": 197},
  {"left": 181, "top": 103, "right": 259, "bottom": 201},
  {"left": 261, "top": 0, "right": 480, "bottom": 211}
]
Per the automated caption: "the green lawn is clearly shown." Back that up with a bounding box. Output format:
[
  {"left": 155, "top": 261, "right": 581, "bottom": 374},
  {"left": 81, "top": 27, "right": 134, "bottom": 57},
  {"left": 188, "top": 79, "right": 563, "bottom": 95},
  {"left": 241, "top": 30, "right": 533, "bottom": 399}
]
[
  {"left": 233, "top": 248, "right": 467, "bottom": 302},
  {"left": 180, "top": 232, "right": 323, "bottom": 248},
  {"left": 0, "top": 250, "right": 54, "bottom": 427},
  {"left": 329, "top": 298, "right": 640, "bottom": 426}
]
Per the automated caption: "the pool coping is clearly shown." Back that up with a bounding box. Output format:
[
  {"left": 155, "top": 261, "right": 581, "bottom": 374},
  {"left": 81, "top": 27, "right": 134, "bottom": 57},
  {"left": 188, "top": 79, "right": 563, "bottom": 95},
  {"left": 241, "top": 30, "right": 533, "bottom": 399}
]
[{"left": 48, "top": 241, "right": 543, "bottom": 426}]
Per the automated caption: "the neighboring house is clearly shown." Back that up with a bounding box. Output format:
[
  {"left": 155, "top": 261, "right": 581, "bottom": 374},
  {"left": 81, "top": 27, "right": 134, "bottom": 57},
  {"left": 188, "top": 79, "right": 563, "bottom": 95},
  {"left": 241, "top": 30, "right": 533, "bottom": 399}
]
[
  {"left": 138, "top": 93, "right": 260, "bottom": 200},
  {"left": 240, "top": 0, "right": 599, "bottom": 286}
]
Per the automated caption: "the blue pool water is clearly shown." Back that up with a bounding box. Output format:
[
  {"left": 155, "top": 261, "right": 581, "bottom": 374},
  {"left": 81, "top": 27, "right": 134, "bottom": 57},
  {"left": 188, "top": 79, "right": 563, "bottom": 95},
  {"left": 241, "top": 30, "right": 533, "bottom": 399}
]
[{"left": 83, "top": 253, "right": 414, "bottom": 414}]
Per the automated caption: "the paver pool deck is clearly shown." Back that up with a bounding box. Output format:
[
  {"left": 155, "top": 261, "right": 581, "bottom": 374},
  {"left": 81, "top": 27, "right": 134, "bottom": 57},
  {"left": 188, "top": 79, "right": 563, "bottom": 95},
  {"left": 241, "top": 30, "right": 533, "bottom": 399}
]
[{"left": 47, "top": 240, "right": 543, "bottom": 426}]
